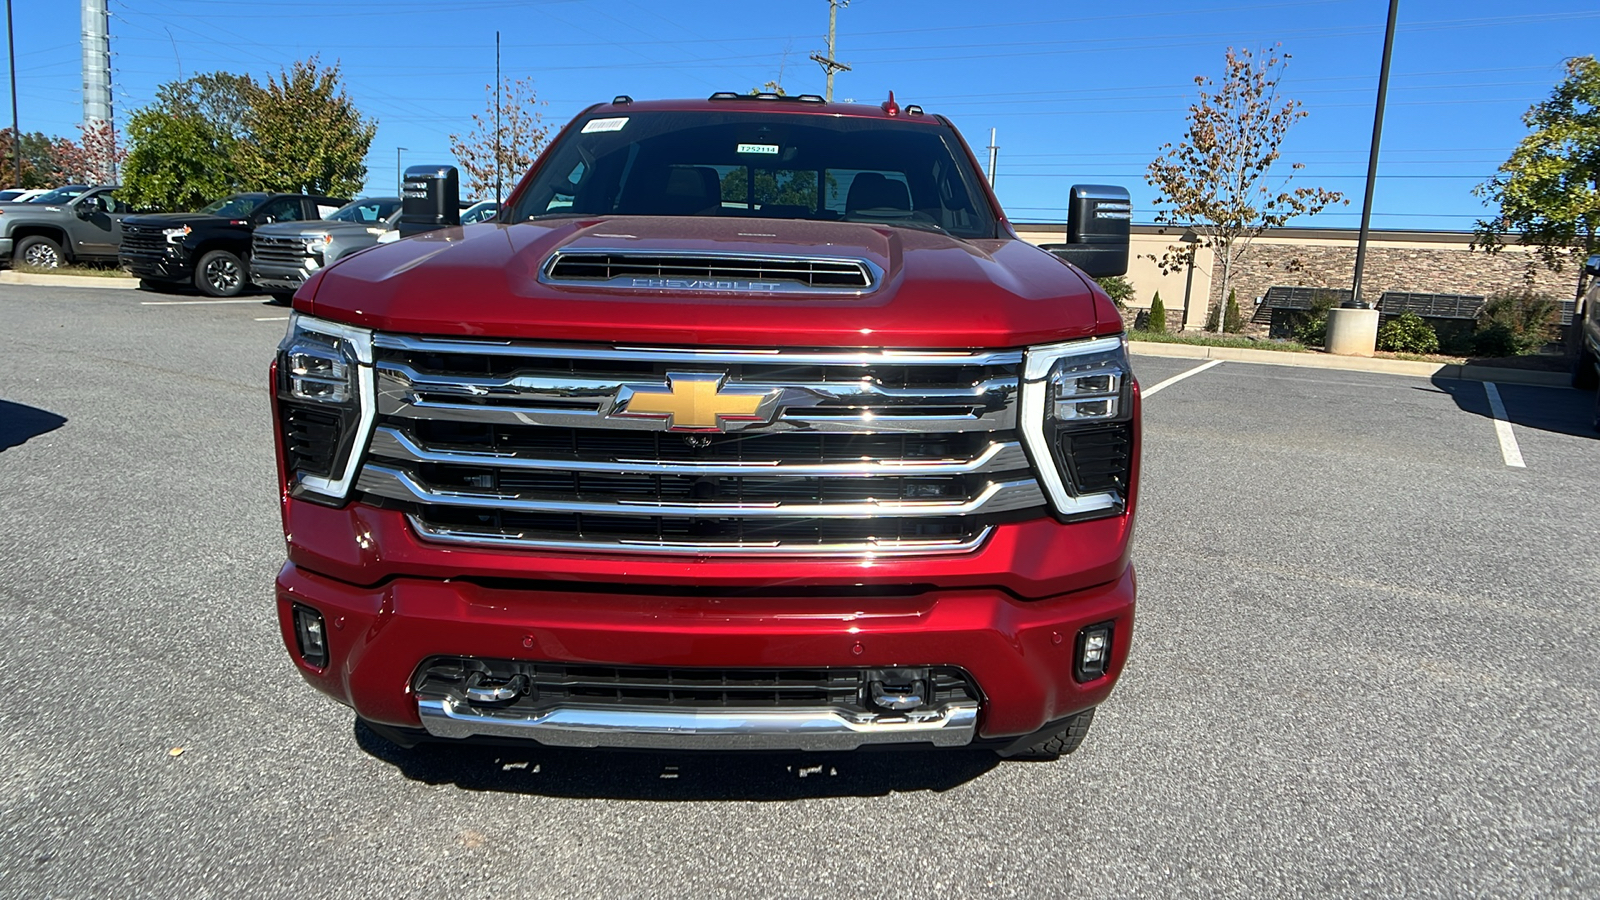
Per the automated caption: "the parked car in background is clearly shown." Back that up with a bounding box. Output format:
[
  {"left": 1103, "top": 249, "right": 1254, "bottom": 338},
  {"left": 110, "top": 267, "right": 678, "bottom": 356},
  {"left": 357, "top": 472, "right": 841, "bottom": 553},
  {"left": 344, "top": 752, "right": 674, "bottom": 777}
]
[
  {"left": 0, "top": 184, "right": 129, "bottom": 269},
  {"left": 251, "top": 196, "right": 402, "bottom": 303},
  {"left": 120, "top": 192, "right": 347, "bottom": 296},
  {"left": 1574, "top": 254, "right": 1600, "bottom": 430},
  {"left": 0, "top": 188, "right": 48, "bottom": 203},
  {"left": 460, "top": 200, "right": 499, "bottom": 224}
]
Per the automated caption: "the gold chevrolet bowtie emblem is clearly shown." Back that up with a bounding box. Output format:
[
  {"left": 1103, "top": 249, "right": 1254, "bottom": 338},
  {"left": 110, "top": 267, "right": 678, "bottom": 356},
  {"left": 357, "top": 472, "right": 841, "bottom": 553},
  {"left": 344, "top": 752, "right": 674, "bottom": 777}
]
[{"left": 614, "top": 372, "right": 778, "bottom": 432}]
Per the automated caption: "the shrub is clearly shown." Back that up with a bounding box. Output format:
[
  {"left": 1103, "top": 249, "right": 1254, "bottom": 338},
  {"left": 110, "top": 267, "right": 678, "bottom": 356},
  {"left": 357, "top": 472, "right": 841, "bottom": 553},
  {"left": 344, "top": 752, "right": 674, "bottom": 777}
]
[
  {"left": 1205, "top": 299, "right": 1221, "bottom": 331},
  {"left": 1095, "top": 275, "right": 1135, "bottom": 310},
  {"left": 1287, "top": 288, "right": 1342, "bottom": 348},
  {"left": 1147, "top": 292, "right": 1168, "bottom": 333},
  {"left": 1377, "top": 312, "right": 1439, "bottom": 354},
  {"left": 1222, "top": 289, "right": 1244, "bottom": 333},
  {"left": 1472, "top": 290, "right": 1559, "bottom": 356}
]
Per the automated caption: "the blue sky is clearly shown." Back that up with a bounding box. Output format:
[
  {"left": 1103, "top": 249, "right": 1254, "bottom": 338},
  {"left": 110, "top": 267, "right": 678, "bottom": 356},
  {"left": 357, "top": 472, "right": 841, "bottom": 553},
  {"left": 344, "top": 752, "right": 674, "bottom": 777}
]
[{"left": 6, "top": 0, "right": 1597, "bottom": 230}]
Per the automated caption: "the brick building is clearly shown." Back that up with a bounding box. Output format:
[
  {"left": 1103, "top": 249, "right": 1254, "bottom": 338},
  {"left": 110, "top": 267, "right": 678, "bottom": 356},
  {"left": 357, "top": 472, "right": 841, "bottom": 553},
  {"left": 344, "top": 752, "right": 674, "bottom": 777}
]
[{"left": 1014, "top": 222, "right": 1582, "bottom": 331}]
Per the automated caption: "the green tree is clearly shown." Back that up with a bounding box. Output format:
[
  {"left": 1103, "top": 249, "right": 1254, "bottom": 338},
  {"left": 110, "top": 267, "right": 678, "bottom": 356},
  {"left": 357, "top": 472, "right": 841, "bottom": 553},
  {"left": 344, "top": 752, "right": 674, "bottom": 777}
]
[
  {"left": 1095, "top": 275, "right": 1135, "bottom": 309},
  {"left": 1147, "top": 291, "right": 1168, "bottom": 333},
  {"left": 239, "top": 57, "right": 375, "bottom": 197},
  {"left": 1147, "top": 46, "right": 1345, "bottom": 331},
  {"left": 1222, "top": 288, "right": 1244, "bottom": 332},
  {"left": 120, "top": 72, "right": 260, "bottom": 209},
  {"left": 0, "top": 130, "right": 70, "bottom": 188},
  {"left": 120, "top": 109, "right": 239, "bottom": 211},
  {"left": 1473, "top": 56, "right": 1600, "bottom": 315}
]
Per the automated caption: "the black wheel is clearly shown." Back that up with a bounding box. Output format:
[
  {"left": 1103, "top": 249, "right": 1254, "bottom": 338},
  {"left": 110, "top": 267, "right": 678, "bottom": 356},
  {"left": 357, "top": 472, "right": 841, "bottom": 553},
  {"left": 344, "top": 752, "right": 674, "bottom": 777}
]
[
  {"left": 996, "top": 708, "right": 1096, "bottom": 760},
  {"left": 15, "top": 235, "right": 65, "bottom": 269},
  {"left": 1573, "top": 339, "right": 1598, "bottom": 390},
  {"left": 1592, "top": 383, "right": 1600, "bottom": 433},
  {"left": 195, "top": 249, "right": 246, "bottom": 297},
  {"left": 269, "top": 292, "right": 295, "bottom": 306}
]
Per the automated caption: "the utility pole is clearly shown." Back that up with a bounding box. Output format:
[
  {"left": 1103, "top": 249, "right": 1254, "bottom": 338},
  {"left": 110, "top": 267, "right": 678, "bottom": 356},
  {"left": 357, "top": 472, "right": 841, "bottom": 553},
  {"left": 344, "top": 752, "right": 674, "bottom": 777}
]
[
  {"left": 809, "top": 0, "right": 850, "bottom": 102},
  {"left": 396, "top": 147, "right": 407, "bottom": 196},
  {"left": 986, "top": 127, "right": 998, "bottom": 188},
  {"left": 7, "top": 0, "right": 19, "bottom": 188},
  {"left": 1349, "top": 0, "right": 1399, "bottom": 310},
  {"left": 81, "top": 0, "right": 114, "bottom": 181},
  {"left": 494, "top": 30, "right": 502, "bottom": 205}
]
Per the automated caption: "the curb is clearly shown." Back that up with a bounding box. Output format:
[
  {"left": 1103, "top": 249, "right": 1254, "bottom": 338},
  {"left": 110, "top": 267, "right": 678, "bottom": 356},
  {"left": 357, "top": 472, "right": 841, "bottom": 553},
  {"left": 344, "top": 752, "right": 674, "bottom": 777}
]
[
  {"left": 1128, "top": 340, "right": 1571, "bottom": 387},
  {"left": 0, "top": 270, "right": 142, "bottom": 290}
]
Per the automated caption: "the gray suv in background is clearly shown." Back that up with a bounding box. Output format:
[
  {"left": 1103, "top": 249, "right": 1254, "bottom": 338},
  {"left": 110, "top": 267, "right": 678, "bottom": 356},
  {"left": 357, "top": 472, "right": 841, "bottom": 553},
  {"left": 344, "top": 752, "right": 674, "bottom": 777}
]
[
  {"left": 0, "top": 184, "right": 130, "bottom": 268},
  {"left": 250, "top": 196, "right": 402, "bottom": 303}
]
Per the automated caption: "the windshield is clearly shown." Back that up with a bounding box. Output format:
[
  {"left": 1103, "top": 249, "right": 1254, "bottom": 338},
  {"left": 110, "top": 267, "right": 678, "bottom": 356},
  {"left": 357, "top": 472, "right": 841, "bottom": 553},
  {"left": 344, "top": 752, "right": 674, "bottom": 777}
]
[
  {"left": 198, "top": 195, "right": 262, "bottom": 218},
  {"left": 507, "top": 110, "right": 997, "bottom": 238},
  {"left": 29, "top": 186, "right": 91, "bottom": 205},
  {"left": 325, "top": 198, "right": 402, "bottom": 223}
]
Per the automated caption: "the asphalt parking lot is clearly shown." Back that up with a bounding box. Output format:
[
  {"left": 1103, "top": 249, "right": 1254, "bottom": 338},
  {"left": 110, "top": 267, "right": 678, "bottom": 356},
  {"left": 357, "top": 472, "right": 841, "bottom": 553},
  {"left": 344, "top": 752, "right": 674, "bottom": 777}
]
[{"left": 2, "top": 284, "right": 1597, "bottom": 899}]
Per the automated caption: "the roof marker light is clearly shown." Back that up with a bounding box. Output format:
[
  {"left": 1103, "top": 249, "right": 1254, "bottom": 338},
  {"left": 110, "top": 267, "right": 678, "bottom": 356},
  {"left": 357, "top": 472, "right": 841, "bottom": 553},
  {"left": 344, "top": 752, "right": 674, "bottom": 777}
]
[{"left": 881, "top": 91, "right": 899, "bottom": 117}]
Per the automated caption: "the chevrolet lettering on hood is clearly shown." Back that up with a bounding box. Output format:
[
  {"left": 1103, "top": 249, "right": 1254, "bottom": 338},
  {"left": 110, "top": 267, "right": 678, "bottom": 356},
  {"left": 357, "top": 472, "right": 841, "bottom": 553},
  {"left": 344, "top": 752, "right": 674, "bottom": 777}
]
[{"left": 631, "top": 277, "right": 784, "bottom": 292}]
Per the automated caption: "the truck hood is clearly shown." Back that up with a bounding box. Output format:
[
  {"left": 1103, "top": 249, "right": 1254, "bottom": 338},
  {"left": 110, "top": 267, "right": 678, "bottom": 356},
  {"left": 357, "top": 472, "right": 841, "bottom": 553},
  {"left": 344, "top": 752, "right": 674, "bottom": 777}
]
[
  {"left": 304, "top": 216, "right": 1117, "bottom": 349},
  {"left": 256, "top": 220, "right": 387, "bottom": 239},
  {"left": 123, "top": 213, "right": 247, "bottom": 228}
]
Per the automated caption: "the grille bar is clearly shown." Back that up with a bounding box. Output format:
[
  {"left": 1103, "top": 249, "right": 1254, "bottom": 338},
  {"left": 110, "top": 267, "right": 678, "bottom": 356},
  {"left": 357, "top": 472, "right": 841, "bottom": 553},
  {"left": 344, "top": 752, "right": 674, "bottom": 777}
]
[
  {"left": 370, "top": 425, "right": 1028, "bottom": 477},
  {"left": 360, "top": 464, "right": 1044, "bottom": 518},
  {"left": 409, "top": 516, "right": 994, "bottom": 556}
]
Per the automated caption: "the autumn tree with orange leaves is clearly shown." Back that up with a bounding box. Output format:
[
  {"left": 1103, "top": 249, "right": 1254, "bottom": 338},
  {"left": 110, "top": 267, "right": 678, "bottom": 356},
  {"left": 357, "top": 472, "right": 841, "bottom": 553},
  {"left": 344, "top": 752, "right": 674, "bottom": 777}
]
[
  {"left": 1146, "top": 46, "right": 1345, "bottom": 329},
  {"left": 449, "top": 76, "right": 550, "bottom": 202}
]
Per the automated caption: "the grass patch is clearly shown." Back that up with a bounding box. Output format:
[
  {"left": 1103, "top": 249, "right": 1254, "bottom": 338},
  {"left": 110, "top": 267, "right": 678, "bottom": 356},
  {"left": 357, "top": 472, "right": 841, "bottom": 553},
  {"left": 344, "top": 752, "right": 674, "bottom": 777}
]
[
  {"left": 13, "top": 263, "right": 134, "bottom": 279},
  {"left": 1129, "top": 330, "right": 1308, "bottom": 353}
]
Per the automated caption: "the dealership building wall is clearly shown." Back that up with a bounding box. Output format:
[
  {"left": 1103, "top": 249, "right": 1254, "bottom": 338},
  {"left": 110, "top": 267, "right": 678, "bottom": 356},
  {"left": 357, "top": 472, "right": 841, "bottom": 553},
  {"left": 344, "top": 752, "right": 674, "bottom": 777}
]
[{"left": 1014, "top": 223, "right": 1577, "bottom": 329}]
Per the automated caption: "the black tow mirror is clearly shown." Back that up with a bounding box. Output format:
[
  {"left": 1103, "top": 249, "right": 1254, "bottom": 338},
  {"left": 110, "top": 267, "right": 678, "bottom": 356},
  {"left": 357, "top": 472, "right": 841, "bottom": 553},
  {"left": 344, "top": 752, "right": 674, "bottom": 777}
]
[
  {"left": 1042, "top": 185, "right": 1132, "bottom": 278},
  {"left": 1586, "top": 254, "right": 1600, "bottom": 277},
  {"left": 74, "top": 203, "right": 95, "bottom": 220},
  {"left": 398, "top": 165, "right": 461, "bottom": 238}
]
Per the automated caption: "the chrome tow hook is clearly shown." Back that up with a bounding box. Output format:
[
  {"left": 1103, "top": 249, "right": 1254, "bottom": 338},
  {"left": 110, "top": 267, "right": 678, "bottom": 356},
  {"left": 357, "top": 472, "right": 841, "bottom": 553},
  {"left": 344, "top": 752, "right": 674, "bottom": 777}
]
[
  {"left": 464, "top": 672, "right": 527, "bottom": 704},
  {"left": 867, "top": 669, "right": 928, "bottom": 712}
]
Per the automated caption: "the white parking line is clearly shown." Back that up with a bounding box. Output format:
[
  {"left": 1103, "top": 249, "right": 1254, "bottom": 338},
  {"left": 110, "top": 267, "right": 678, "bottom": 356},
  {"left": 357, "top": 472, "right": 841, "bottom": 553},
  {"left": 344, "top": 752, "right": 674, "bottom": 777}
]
[
  {"left": 139, "top": 299, "right": 265, "bottom": 306},
  {"left": 1483, "top": 382, "right": 1526, "bottom": 468},
  {"left": 1142, "top": 360, "right": 1224, "bottom": 397},
  {"left": 255, "top": 316, "right": 290, "bottom": 322}
]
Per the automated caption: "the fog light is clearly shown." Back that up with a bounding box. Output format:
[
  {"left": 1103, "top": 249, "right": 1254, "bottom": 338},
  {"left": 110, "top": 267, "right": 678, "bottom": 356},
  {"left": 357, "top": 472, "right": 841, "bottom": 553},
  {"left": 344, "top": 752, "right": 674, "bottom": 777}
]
[
  {"left": 292, "top": 604, "right": 328, "bottom": 668},
  {"left": 1075, "top": 622, "right": 1113, "bottom": 682}
]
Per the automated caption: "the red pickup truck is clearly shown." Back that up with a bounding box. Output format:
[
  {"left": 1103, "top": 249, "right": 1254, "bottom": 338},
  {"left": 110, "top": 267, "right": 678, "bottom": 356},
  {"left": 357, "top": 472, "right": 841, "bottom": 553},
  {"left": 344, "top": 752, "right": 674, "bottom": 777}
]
[{"left": 271, "top": 93, "right": 1140, "bottom": 759}]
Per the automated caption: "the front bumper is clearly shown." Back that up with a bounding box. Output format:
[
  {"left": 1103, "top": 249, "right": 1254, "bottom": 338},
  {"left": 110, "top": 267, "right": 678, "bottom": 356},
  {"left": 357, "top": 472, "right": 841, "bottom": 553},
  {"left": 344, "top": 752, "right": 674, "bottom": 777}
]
[
  {"left": 120, "top": 252, "right": 192, "bottom": 281},
  {"left": 0, "top": 237, "right": 13, "bottom": 258},
  {"left": 252, "top": 261, "right": 311, "bottom": 292},
  {"left": 276, "top": 555, "right": 1135, "bottom": 749}
]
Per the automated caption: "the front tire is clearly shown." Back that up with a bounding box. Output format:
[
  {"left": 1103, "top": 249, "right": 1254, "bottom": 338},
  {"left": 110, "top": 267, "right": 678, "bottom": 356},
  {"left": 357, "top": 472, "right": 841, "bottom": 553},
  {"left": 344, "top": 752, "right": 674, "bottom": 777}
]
[
  {"left": 1573, "top": 339, "right": 1598, "bottom": 390},
  {"left": 15, "top": 235, "right": 65, "bottom": 269},
  {"left": 996, "top": 708, "right": 1096, "bottom": 760},
  {"left": 195, "top": 249, "right": 246, "bottom": 297}
]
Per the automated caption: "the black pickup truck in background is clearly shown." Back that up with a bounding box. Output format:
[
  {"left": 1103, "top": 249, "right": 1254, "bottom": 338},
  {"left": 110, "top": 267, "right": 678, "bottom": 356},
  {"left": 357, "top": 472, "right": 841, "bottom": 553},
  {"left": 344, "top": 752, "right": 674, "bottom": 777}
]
[{"left": 119, "top": 192, "right": 347, "bottom": 296}]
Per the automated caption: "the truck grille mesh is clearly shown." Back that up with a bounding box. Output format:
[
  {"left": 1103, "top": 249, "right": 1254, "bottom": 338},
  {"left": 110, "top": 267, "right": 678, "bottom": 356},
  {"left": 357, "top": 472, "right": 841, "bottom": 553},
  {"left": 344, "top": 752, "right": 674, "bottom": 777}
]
[
  {"left": 252, "top": 234, "right": 309, "bottom": 267},
  {"left": 353, "top": 337, "right": 1044, "bottom": 555},
  {"left": 118, "top": 225, "right": 166, "bottom": 260}
]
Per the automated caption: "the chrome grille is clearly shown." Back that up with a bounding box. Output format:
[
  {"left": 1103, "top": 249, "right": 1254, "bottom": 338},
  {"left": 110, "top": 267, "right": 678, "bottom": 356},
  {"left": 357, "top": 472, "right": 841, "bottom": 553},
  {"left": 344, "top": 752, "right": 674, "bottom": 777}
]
[
  {"left": 253, "top": 234, "right": 310, "bottom": 267},
  {"left": 354, "top": 336, "right": 1044, "bottom": 555},
  {"left": 542, "top": 250, "right": 878, "bottom": 294},
  {"left": 118, "top": 225, "right": 166, "bottom": 260}
]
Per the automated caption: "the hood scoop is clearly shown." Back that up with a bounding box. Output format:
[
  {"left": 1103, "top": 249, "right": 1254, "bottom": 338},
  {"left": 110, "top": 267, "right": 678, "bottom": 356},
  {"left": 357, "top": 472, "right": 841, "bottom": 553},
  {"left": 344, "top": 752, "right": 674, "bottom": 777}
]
[{"left": 541, "top": 249, "right": 880, "bottom": 295}]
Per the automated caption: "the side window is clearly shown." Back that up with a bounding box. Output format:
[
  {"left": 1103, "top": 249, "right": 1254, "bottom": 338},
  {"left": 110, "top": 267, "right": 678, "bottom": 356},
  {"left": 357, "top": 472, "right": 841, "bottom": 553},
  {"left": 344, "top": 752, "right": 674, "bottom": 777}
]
[{"left": 257, "top": 197, "right": 304, "bottom": 223}]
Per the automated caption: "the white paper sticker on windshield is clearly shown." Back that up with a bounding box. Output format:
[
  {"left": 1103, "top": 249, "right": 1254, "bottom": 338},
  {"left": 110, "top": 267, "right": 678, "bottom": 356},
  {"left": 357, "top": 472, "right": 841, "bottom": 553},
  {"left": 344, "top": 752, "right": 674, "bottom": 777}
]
[
  {"left": 582, "top": 117, "right": 629, "bottom": 133},
  {"left": 736, "top": 143, "right": 779, "bottom": 155}
]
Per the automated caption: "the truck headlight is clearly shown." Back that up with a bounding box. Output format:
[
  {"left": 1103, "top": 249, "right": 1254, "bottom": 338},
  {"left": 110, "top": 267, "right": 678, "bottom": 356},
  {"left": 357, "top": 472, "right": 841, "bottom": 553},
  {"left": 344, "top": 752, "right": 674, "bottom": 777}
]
[
  {"left": 274, "top": 313, "right": 375, "bottom": 503},
  {"left": 1019, "top": 335, "right": 1137, "bottom": 520},
  {"left": 304, "top": 234, "right": 332, "bottom": 267},
  {"left": 163, "top": 225, "right": 190, "bottom": 242}
]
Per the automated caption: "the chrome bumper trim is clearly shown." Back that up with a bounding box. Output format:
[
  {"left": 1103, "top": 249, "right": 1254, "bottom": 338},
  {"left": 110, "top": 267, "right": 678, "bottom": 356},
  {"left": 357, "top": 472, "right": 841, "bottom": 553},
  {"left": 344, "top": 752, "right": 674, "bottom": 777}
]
[{"left": 416, "top": 698, "right": 980, "bottom": 750}]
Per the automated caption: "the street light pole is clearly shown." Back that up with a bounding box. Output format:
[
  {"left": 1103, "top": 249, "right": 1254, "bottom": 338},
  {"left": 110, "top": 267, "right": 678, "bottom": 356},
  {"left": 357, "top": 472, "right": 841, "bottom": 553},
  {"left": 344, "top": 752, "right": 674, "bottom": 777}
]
[
  {"left": 1349, "top": 0, "right": 1400, "bottom": 309},
  {"left": 396, "top": 147, "right": 408, "bottom": 197},
  {"left": 7, "top": 0, "right": 19, "bottom": 188}
]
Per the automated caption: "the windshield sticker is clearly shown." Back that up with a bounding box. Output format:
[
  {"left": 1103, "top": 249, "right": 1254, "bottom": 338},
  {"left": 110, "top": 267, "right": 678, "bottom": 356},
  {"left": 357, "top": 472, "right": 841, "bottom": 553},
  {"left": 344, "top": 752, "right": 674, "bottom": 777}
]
[
  {"left": 582, "top": 117, "right": 629, "bottom": 133},
  {"left": 736, "top": 143, "right": 780, "bottom": 155}
]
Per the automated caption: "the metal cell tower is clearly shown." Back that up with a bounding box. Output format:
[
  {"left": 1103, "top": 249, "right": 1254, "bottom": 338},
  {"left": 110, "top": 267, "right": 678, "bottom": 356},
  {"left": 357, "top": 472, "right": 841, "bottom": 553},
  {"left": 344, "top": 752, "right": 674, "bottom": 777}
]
[{"left": 81, "top": 0, "right": 113, "bottom": 179}]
